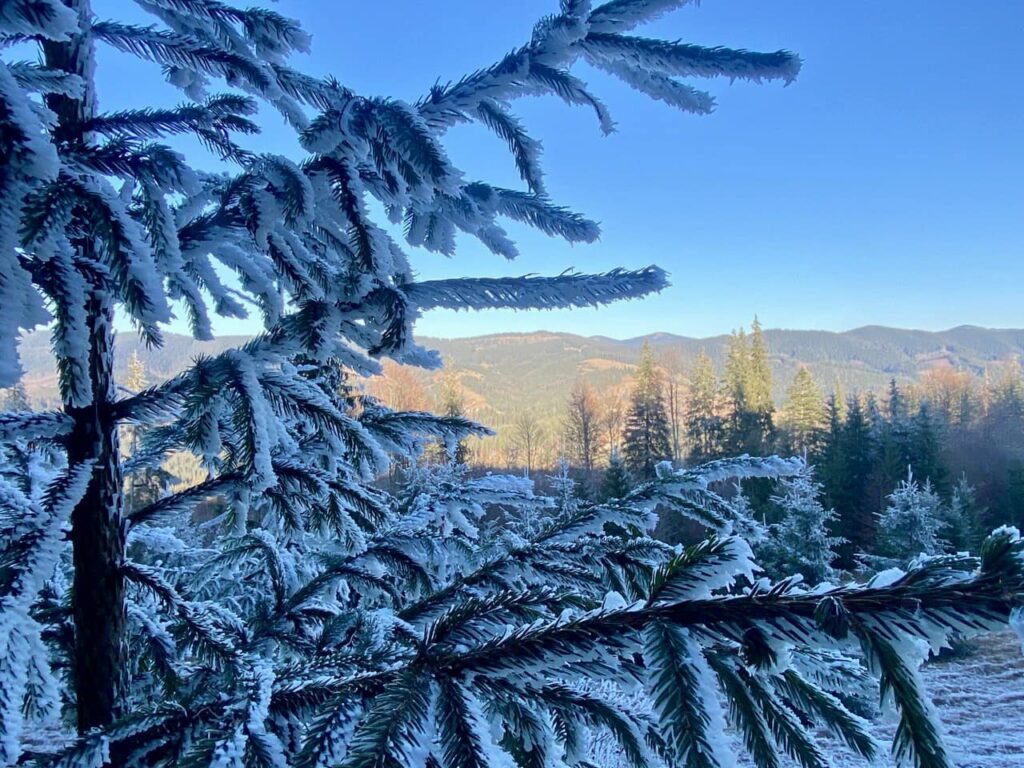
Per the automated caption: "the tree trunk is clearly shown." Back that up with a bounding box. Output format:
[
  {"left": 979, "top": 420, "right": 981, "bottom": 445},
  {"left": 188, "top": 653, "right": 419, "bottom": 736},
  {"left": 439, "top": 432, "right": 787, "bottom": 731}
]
[
  {"left": 66, "top": 291, "right": 127, "bottom": 733},
  {"left": 43, "top": 0, "right": 127, "bottom": 733}
]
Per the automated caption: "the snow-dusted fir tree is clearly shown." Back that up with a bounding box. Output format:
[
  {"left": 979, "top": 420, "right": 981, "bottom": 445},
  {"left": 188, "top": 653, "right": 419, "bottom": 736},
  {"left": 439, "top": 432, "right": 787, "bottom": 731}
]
[
  {"left": 2, "top": 2, "right": 1024, "bottom": 768},
  {"left": 945, "top": 474, "right": 977, "bottom": 552},
  {"left": 757, "top": 463, "right": 843, "bottom": 584},
  {"left": 875, "top": 470, "right": 950, "bottom": 566}
]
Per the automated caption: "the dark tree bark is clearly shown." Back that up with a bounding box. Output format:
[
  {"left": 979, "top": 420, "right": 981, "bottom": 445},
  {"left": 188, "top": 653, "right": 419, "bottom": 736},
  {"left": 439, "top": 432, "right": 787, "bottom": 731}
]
[
  {"left": 65, "top": 292, "right": 127, "bottom": 733},
  {"left": 44, "top": 0, "right": 128, "bottom": 733}
]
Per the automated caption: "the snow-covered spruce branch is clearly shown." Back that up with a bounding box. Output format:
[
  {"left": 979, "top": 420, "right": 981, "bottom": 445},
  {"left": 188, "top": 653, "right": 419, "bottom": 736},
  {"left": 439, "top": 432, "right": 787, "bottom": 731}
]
[
  {"left": 404, "top": 267, "right": 668, "bottom": 312},
  {"left": 443, "top": 543, "right": 1021, "bottom": 675},
  {"left": 417, "top": 0, "right": 799, "bottom": 133},
  {"left": 122, "top": 560, "right": 243, "bottom": 665},
  {"left": 34, "top": 452, "right": 1024, "bottom": 768},
  {"left": 0, "top": 410, "right": 72, "bottom": 444},
  {"left": 303, "top": 533, "right": 1020, "bottom": 768}
]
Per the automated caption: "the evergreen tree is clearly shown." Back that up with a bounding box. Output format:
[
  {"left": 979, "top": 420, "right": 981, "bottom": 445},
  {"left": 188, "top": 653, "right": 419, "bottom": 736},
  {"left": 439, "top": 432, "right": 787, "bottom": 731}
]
[
  {"left": 1, "top": 382, "right": 30, "bottom": 412},
  {"left": 833, "top": 377, "right": 848, "bottom": 421},
  {"left": 909, "top": 399, "right": 949, "bottom": 494},
  {"left": 548, "top": 457, "right": 580, "bottom": 518},
  {"left": 0, "top": 4, "right": 1018, "bottom": 768},
  {"left": 875, "top": 470, "right": 949, "bottom": 566},
  {"left": 120, "top": 351, "right": 168, "bottom": 513},
  {"left": 781, "top": 366, "right": 825, "bottom": 454},
  {"left": 723, "top": 320, "right": 774, "bottom": 455},
  {"left": 124, "top": 350, "right": 146, "bottom": 394},
  {"left": 816, "top": 395, "right": 845, "bottom": 545},
  {"left": 601, "top": 448, "right": 632, "bottom": 500},
  {"left": 724, "top": 327, "right": 750, "bottom": 420},
  {"left": 435, "top": 369, "right": 471, "bottom": 466},
  {"left": 622, "top": 341, "right": 672, "bottom": 479},
  {"left": 748, "top": 316, "right": 774, "bottom": 415},
  {"left": 887, "top": 377, "right": 908, "bottom": 425},
  {"left": 0, "top": 0, "right": 694, "bottom": 741},
  {"left": 827, "top": 396, "right": 877, "bottom": 563},
  {"left": 723, "top": 330, "right": 759, "bottom": 455},
  {"left": 685, "top": 347, "right": 723, "bottom": 462},
  {"left": 863, "top": 389, "right": 884, "bottom": 436},
  {"left": 879, "top": 378, "right": 913, "bottom": 487},
  {"left": 946, "top": 474, "right": 977, "bottom": 552},
  {"left": 757, "top": 465, "right": 843, "bottom": 584},
  {"left": 981, "top": 362, "right": 1024, "bottom": 527}
]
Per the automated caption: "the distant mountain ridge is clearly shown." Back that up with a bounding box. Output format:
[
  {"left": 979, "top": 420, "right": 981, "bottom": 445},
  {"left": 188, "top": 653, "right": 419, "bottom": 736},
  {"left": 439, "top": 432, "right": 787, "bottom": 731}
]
[
  {"left": 418, "top": 325, "right": 1024, "bottom": 421},
  {"left": 14, "top": 325, "right": 1024, "bottom": 414}
]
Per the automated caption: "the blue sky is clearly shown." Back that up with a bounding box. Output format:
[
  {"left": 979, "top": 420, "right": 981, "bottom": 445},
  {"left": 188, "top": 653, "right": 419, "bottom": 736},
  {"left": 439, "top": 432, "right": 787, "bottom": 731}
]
[{"left": 100, "top": 1, "right": 1024, "bottom": 339}]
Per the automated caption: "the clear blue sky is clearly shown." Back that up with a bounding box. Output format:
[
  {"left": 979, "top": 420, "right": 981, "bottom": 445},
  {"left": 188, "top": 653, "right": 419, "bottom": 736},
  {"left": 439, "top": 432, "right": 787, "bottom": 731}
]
[{"left": 100, "top": 1, "right": 1024, "bottom": 339}]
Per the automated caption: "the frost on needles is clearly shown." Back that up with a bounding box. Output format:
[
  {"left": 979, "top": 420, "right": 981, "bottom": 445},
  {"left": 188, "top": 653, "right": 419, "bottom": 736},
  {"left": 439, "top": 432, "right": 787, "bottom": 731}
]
[{"left": 0, "top": 2, "right": 1022, "bottom": 768}]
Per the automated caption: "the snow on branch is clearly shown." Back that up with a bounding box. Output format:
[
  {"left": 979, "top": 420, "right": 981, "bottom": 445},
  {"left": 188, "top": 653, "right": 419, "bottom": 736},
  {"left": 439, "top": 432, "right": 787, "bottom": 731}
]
[
  {"left": 404, "top": 267, "right": 668, "bottom": 312},
  {"left": 582, "top": 34, "right": 802, "bottom": 84},
  {"left": 0, "top": 410, "right": 72, "bottom": 443},
  {"left": 587, "top": 0, "right": 700, "bottom": 35}
]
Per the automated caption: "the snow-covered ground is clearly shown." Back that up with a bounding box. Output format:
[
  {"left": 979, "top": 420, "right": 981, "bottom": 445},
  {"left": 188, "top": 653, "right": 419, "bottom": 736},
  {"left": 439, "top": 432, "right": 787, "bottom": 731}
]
[
  {"left": 820, "top": 632, "right": 1024, "bottom": 768},
  {"left": 604, "top": 632, "right": 1024, "bottom": 768}
]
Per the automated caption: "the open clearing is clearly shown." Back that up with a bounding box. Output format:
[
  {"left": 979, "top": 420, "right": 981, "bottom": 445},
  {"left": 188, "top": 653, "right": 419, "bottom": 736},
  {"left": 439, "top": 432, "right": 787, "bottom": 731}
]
[{"left": 820, "top": 632, "right": 1024, "bottom": 768}]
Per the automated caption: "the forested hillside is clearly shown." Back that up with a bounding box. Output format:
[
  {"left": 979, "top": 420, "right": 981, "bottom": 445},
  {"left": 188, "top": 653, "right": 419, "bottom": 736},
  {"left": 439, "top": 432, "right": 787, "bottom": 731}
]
[
  {"left": 424, "top": 324, "right": 1024, "bottom": 412},
  {"left": 16, "top": 323, "right": 1024, "bottom": 410}
]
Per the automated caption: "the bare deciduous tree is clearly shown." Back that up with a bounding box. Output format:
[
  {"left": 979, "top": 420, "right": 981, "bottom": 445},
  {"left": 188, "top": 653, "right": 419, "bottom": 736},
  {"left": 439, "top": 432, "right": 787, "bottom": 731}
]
[
  {"left": 514, "top": 410, "right": 544, "bottom": 475},
  {"left": 369, "top": 360, "right": 432, "bottom": 412},
  {"left": 602, "top": 388, "right": 627, "bottom": 459},
  {"left": 564, "top": 381, "right": 600, "bottom": 472},
  {"left": 661, "top": 348, "right": 686, "bottom": 462}
]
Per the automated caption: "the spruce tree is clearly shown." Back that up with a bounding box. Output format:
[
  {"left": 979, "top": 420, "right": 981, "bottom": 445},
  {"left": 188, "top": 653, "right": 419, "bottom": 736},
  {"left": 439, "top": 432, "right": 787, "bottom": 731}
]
[
  {"left": 1, "top": 382, "right": 30, "bottom": 412},
  {"left": 874, "top": 470, "right": 949, "bottom": 567},
  {"left": 982, "top": 363, "right": 1024, "bottom": 526},
  {"left": 910, "top": 399, "right": 949, "bottom": 495},
  {"left": 434, "top": 370, "right": 471, "bottom": 466},
  {"left": 757, "top": 464, "right": 843, "bottom": 584},
  {"left": 946, "top": 474, "right": 977, "bottom": 552},
  {"left": 120, "top": 351, "right": 167, "bottom": 513},
  {"left": 833, "top": 377, "right": 848, "bottom": 421},
  {"left": 887, "top": 377, "right": 908, "bottom": 425},
  {"left": 601, "top": 448, "right": 632, "bottom": 500},
  {"left": 748, "top": 316, "right": 774, "bottom": 416},
  {"left": 724, "top": 327, "right": 750, "bottom": 416},
  {"left": 879, "top": 378, "right": 913, "bottom": 487},
  {"left": 0, "top": 0, "right": 690, "bottom": 739},
  {"left": 723, "top": 320, "right": 774, "bottom": 455},
  {"left": 824, "top": 396, "right": 877, "bottom": 564},
  {"left": 817, "top": 392, "right": 844, "bottom": 468},
  {"left": 781, "top": 366, "right": 825, "bottom": 455},
  {"left": 685, "top": 347, "right": 722, "bottom": 462},
  {"left": 622, "top": 341, "right": 672, "bottom": 479},
  {"left": 0, "top": 3, "right": 1020, "bottom": 768}
]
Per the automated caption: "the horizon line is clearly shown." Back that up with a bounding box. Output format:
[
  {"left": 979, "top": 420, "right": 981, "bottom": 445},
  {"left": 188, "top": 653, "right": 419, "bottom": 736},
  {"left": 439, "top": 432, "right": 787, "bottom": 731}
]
[{"left": 23, "top": 322, "right": 1024, "bottom": 347}]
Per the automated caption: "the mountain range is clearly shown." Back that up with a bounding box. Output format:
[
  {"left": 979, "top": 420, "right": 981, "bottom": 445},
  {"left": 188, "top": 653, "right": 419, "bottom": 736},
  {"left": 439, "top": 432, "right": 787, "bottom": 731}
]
[
  {"left": 14, "top": 325, "right": 1024, "bottom": 421},
  {"left": 421, "top": 325, "right": 1024, "bottom": 424}
]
